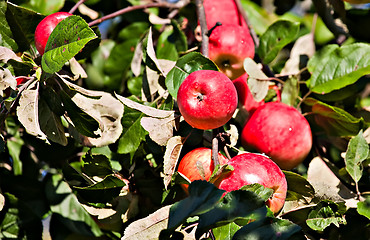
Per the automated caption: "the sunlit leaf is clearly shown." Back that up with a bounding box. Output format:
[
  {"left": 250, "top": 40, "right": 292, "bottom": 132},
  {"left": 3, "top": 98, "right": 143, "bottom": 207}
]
[
  {"left": 307, "top": 43, "right": 370, "bottom": 94},
  {"left": 345, "top": 130, "right": 369, "bottom": 183},
  {"left": 304, "top": 97, "right": 369, "bottom": 137},
  {"left": 306, "top": 200, "right": 346, "bottom": 231},
  {"left": 357, "top": 197, "right": 370, "bottom": 220},
  {"left": 257, "top": 20, "right": 300, "bottom": 64},
  {"left": 42, "top": 15, "right": 97, "bottom": 73}
]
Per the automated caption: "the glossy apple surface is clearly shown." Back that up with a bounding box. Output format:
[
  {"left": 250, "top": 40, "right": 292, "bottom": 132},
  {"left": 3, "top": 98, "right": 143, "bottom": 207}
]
[
  {"left": 34, "top": 12, "right": 73, "bottom": 55},
  {"left": 218, "top": 153, "right": 287, "bottom": 214},
  {"left": 232, "top": 73, "right": 265, "bottom": 115},
  {"left": 177, "top": 147, "right": 229, "bottom": 194},
  {"left": 203, "top": 0, "right": 247, "bottom": 28},
  {"left": 177, "top": 70, "right": 238, "bottom": 130},
  {"left": 208, "top": 24, "right": 255, "bottom": 80},
  {"left": 241, "top": 102, "right": 312, "bottom": 170}
]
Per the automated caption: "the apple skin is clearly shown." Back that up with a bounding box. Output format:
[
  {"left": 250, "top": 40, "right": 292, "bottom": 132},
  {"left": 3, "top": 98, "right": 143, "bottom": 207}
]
[
  {"left": 177, "top": 147, "right": 229, "bottom": 194},
  {"left": 241, "top": 102, "right": 312, "bottom": 170},
  {"left": 208, "top": 24, "right": 255, "bottom": 80},
  {"left": 177, "top": 70, "right": 238, "bottom": 130},
  {"left": 218, "top": 153, "right": 287, "bottom": 214},
  {"left": 232, "top": 73, "right": 265, "bottom": 115},
  {"left": 203, "top": 0, "right": 248, "bottom": 29},
  {"left": 34, "top": 12, "right": 73, "bottom": 55}
]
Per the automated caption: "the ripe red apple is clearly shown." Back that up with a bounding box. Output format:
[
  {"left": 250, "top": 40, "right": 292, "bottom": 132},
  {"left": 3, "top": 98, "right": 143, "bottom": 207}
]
[
  {"left": 218, "top": 153, "right": 287, "bottom": 214},
  {"left": 34, "top": 12, "right": 73, "bottom": 55},
  {"left": 208, "top": 24, "right": 255, "bottom": 80},
  {"left": 177, "top": 147, "right": 229, "bottom": 194},
  {"left": 203, "top": 0, "right": 248, "bottom": 29},
  {"left": 232, "top": 73, "right": 265, "bottom": 115},
  {"left": 241, "top": 102, "right": 312, "bottom": 170},
  {"left": 177, "top": 70, "right": 238, "bottom": 130}
]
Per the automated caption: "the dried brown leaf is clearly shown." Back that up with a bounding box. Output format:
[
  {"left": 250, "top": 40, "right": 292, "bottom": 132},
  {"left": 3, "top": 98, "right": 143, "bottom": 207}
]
[
  {"left": 281, "top": 33, "right": 315, "bottom": 75},
  {"left": 16, "top": 82, "right": 48, "bottom": 142},
  {"left": 163, "top": 136, "right": 184, "bottom": 189},
  {"left": 141, "top": 115, "right": 175, "bottom": 146},
  {"left": 122, "top": 205, "right": 171, "bottom": 240},
  {"left": 243, "top": 58, "right": 270, "bottom": 102},
  {"left": 0, "top": 68, "right": 16, "bottom": 94},
  {"left": 62, "top": 80, "right": 124, "bottom": 147},
  {"left": 0, "top": 46, "right": 22, "bottom": 63},
  {"left": 307, "top": 157, "right": 358, "bottom": 208},
  {"left": 116, "top": 94, "right": 174, "bottom": 118}
]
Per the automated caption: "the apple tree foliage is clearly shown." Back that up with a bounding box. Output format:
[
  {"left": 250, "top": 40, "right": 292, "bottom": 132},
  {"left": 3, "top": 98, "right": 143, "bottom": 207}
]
[{"left": 0, "top": 0, "right": 369, "bottom": 239}]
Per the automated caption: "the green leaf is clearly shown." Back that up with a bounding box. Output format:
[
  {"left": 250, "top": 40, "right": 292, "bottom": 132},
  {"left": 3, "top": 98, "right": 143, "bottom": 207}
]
[
  {"left": 306, "top": 200, "right": 347, "bottom": 231},
  {"left": 357, "top": 197, "right": 370, "bottom": 220},
  {"left": 196, "top": 189, "right": 268, "bottom": 238},
  {"left": 41, "top": 15, "right": 97, "bottom": 74},
  {"left": 156, "top": 20, "right": 188, "bottom": 61},
  {"left": 345, "top": 130, "right": 369, "bottom": 183},
  {"left": 165, "top": 52, "right": 219, "bottom": 99},
  {"left": 59, "top": 90, "right": 100, "bottom": 138},
  {"left": 20, "top": 0, "right": 65, "bottom": 15},
  {"left": 307, "top": 43, "right": 370, "bottom": 94},
  {"left": 81, "top": 153, "right": 113, "bottom": 178},
  {"left": 281, "top": 76, "right": 299, "bottom": 106},
  {"left": 117, "top": 104, "right": 148, "bottom": 154},
  {"left": 38, "top": 96, "right": 68, "bottom": 146},
  {"left": 257, "top": 20, "right": 300, "bottom": 64},
  {"left": 0, "top": 1, "right": 18, "bottom": 51},
  {"left": 45, "top": 174, "right": 103, "bottom": 237},
  {"left": 167, "top": 181, "right": 225, "bottom": 232},
  {"left": 6, "top": 132, "right": 23, "bottom": 175},
  {"left": 304, "top": 97, "right": 369, "bottom": 137},
  {"left": 233, "top": 217, "right": 303, "bottom": 240},
  {"left": 212, "top": 222, "right": 241, "bottom": 240},
  {"left": 5, "top": 2, "right": 44, "bottom": 52},
  {"left": 239, "top": 183, "right": 274, "bottom": 202},
  {"left": 283, "top": 171, "right": 315, "bottom": 202},
  {"left": 73, "top": 175, "right": 126, "bottom": 203}
]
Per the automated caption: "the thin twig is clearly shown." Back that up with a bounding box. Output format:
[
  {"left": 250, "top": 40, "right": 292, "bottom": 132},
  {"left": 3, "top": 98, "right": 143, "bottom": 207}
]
[
  {"left": 296, "top": 90, "right": 312, "bottom": 109},
  {"left": 69, "top": 0, "right": 87, "bottom": 14},
  {"left": 88, "top": 1, "right": 189, "bottom": 27},
  {"left": 195, "top": 0, "right": 209, "bottom": 57},
  {"left": 212, "top": 137, "right": 220, "bottom": 167}
]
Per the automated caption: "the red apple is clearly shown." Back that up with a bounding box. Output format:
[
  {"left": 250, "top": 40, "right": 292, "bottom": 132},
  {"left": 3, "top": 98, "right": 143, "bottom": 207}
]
[
  {"left": 34, "top": 12, "right": 73, "bottom": 55},
  {"left": 208, "top": 24, "right": 255, "bottom": 80},
  {"left": 203, "top": 0, "right": 248, "bottom": 29},
  {"left": 218, "top": 153, "right": 287, "bottom": 214},
  {"left": 177, "top": 147, "right": 229, "bottom": 194},
  {"left": 232, "top": 73, "right": 265, "bottom": 115},
  {"left": 177, "top": 70, "right": 238, "bottom": 130},
  {"left": 241, "top": 102, "right": 312, "bottom": 170}
]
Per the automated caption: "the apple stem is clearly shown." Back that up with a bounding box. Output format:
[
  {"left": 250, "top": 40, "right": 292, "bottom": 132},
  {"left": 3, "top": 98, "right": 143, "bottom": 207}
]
[
  {"left": 195, "top": 0, "right": 209, "bottom": 57},
  {"left": 69, "top": 0, "right": 87, "bottom": 14},
  {"left": 207, "top": 22, "right": 222, "bottom": 37}
]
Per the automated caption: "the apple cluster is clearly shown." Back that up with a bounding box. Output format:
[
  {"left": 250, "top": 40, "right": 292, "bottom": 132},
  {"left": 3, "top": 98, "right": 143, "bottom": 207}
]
[{"left": 176, "top": 0, "right": 314, "bottom": 215}]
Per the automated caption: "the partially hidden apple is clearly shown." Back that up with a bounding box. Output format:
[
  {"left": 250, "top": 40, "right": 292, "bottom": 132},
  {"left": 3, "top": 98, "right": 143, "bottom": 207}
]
[
  {"left": 34, "top": 12, "right": 73, "bottom": 55},
  {"left": 177, "top": 70, "right": 238, "bottom": 130},
  {"left": 241, "top": 102, "right": 312, "bottom": 170},
  {"left": 218, "top": 153, "right": 287, "bottom": 214},
  {"left": 203, "top": 0, "right": 248, "bottom": 29},
  {"left": 208, "top": 24, "right": 255, "bottom": 80},
  {"left": 177, "top": 147, "right": 229, "bottom": 194},
  {"left": 232, "top": 73, "right": 265, "bottom": 115}
]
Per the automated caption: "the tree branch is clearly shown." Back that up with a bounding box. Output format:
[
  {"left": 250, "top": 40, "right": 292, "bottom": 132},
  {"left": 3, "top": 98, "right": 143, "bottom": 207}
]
[
  {"left": 195, "top": 0, "right": 209, "bottom": 57},
  {"left": 69, "top": 0, "right": 87, "bottom": 14}
]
